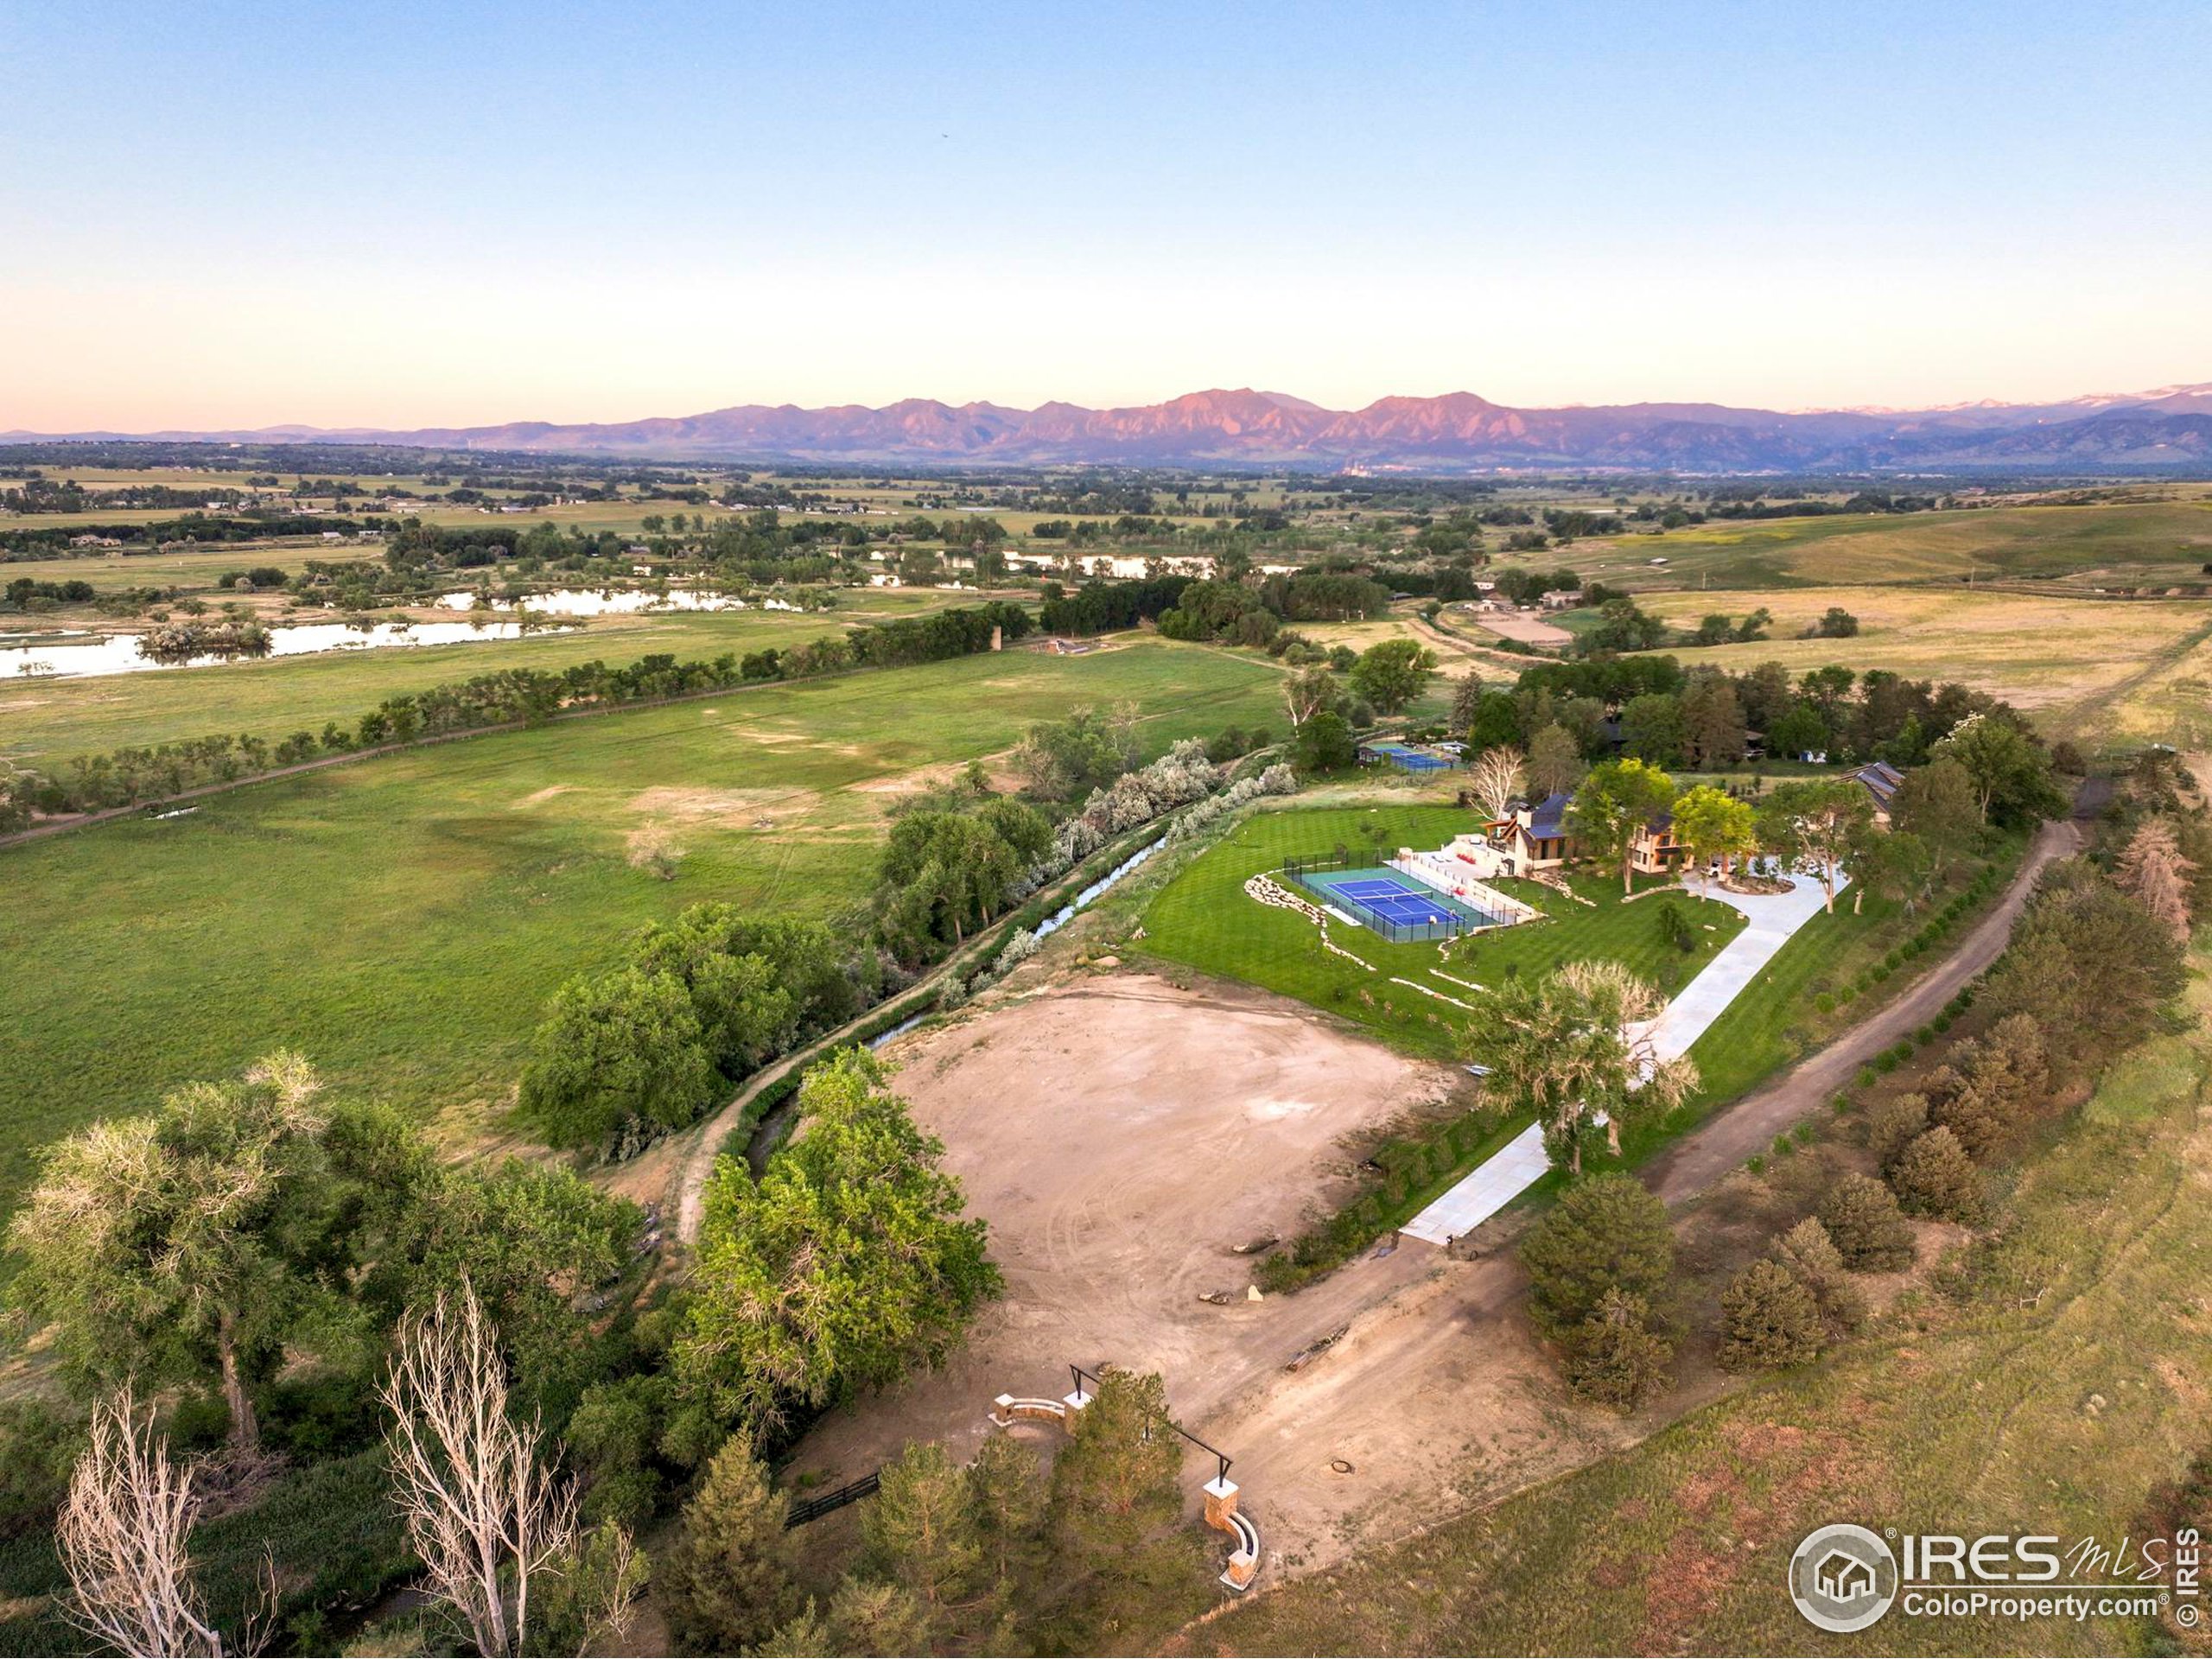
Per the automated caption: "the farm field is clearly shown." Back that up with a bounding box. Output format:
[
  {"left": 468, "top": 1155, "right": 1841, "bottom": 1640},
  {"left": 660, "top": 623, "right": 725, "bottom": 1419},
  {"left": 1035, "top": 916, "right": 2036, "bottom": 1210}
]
[
  {"left": 0, "top": 593, "right": 964, "bottom": 760},
  {"left": 1628, "top": 584, "right": 2212, "bottom": 742},
  {"left": 1204, "top": 991, "right": 2212, "bottom": 1656},
  {"left": 1558, "top": 492, "right": 2212, "bottom": 593},
  {"left": 0, "top": 639, "right": 1286, "bottom": 1214},
  {"left": 1138, "top": 803, "right": 1747, "bottom": 1060}
]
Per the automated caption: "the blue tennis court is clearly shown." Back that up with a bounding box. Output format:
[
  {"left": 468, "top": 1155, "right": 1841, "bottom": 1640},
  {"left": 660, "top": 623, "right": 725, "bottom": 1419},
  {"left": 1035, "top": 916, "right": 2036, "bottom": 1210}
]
[
  {"left": 1363, "top": 741, "right": 1454, "bottom": 773},
  {"left": 1330, "top": 876, "right": 1460, "bottom": 926},
  {"left": 1285, "top": 860, "right": 1508, "bottom": 941}
]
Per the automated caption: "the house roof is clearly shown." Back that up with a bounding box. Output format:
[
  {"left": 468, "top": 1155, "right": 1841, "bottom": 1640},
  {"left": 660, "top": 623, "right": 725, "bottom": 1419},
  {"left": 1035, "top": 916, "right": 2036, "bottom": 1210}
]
[
  {"left": 1853, "top": 760, "right": 1905, "bottom": 804},
  {"left": 1526, "top": 791, "right": 1572, "bottom": 839}
]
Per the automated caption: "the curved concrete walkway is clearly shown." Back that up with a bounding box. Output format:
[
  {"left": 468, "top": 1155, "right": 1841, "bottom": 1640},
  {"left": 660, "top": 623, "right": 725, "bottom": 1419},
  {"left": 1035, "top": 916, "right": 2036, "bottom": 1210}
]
[
  {"left": 1400, "top": 866, "right": 1846, "bottom": 1243},
  {"left": 1634, "top": 867, "right": 1847, "bottom": 1063}
]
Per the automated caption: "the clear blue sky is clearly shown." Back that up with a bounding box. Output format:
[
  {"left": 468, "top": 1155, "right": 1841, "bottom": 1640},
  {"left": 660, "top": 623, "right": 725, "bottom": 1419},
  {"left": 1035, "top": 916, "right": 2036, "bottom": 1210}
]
[{"left": 4, "top": 0, "right": 2208, "bottom": 427}]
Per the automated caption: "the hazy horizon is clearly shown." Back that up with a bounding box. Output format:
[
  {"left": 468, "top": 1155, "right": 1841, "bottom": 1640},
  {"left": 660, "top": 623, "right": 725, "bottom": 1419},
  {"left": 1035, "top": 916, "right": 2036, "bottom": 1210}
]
[{"left": 6, "top": 0, "right": 2209, "bottom": 431}]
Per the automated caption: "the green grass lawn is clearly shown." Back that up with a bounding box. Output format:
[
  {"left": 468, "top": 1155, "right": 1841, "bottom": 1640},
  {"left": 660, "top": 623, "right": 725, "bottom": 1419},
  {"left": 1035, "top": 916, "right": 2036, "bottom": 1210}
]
[
  {"left": 1138, "top": 804, "right": 1746, "bottom": 1059},
  {"left": 1202, "top": 1001, "right": 2212, "bottom": 1656},
  {"left": 0, "top": 639, "right": 1285, "bottom": 1213},
  {"left": 0, "top": 593, "right": 960, "bottom": 760}
]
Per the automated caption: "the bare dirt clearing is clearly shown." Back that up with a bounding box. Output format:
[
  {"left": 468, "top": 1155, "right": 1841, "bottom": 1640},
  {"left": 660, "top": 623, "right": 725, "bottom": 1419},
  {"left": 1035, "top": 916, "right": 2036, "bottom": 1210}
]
[
  {"left": 1466, "top": 608, "right": 1576, "bottom": 645},
  {"left": 786, "top": 976, "right": 1458, "bottom": 1494}
]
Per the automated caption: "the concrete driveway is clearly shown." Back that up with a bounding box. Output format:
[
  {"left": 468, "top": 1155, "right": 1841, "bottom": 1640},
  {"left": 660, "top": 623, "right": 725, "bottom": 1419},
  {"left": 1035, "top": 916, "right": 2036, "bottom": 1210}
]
[{"left": 1636, "top": 868, "right": 1847, "bottom": 1062}]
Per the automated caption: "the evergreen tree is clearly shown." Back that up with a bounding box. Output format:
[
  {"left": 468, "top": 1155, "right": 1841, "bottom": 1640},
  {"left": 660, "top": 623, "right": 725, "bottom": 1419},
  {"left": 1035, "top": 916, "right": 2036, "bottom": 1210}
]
[
  {"left": 1887, "top": 1128, "right": 1986, "bottom": 1224},
  {"left": 1818, "top": 1173, "right": 1916, "bottom": 1271},
  {"left": 1048, "top": 1370, "right": 1206, "bottom": 1642},
  {"left": 2115, "top": 816, "right": 2196, "bottom": 941},
  {"left": 1717, "top": 1260, "right": 1826, "bottom": 1372},
  {"left": 1565, "top": 1289, "right": 1675, "bottom": 1411},
  {"left": 660, "top": 1438, "right": 801, "bottom": 1656},
  {"left": 1519, "top": 1173, "right": 1676, "bottom": 1336},
  {"left": 1771, "top": 1217, "right": 1867, "bottom": 1332}
]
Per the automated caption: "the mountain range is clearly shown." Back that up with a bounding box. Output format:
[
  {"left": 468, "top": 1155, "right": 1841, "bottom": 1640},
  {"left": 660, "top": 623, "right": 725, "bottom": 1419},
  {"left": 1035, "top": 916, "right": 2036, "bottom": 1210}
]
[{"left": 13, "top": 383, "right": 2212, "bottom": 472}]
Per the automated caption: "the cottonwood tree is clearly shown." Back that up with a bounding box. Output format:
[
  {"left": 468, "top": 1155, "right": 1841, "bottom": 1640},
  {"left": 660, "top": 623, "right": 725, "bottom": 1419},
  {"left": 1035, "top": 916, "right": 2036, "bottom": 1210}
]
[
  {"left": 1526, "top": 722, "right": 1586, "bottom": 800},
  {"left": 1449, "top": 671, "right": 1485, "bottom": 737},
  {"left": 381, "top": 1283, "right": 632, "bottom": 1658},
  {"left": 1673, "top": 784, "right": 1758, "bottom": 897},
  {"left": 1569, "top": 758, "right": 1677, "bottom": 895},
  {"left": 1464, "top": 960, "right": 1697, "bottom": 1173},
  {"left": 2115, "top": 816, "right": 2197, "bottom": 941},
  {"left": 677, "top": 1049, "right": 999, "bottom": 1429},
  {"left": 57, "top": 1389, "right": 235, "bottom": 1659},
  {"left": 1757, "top": 778, "right": 1874, "bottom": 912},
  {"left": 1468, "top": 745, "right": 1528, "bottom": 822},
  {"left": 8, "top": 1052, "right": 341, "bottom": 1460},
  {"left": 1931, "top": 713, "right": 2065, "bottom": 827},
  {"left": 1346, "top": 639, "right": 1436, "bottom": 715},
  {"left": 1281, "top": 665, "right": 1341, "bottom": 728},
  {"left": 1891, "top": 756, "right": 1981, "bottom": 880},
  {"left": 1853, "top": 824, "right": 1931, "bottom": 915}
]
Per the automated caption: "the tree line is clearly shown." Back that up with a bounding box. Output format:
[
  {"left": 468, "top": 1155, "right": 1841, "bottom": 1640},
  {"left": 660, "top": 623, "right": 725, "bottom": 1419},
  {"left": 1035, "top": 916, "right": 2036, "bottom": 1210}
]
[{"left": 0, "top": 604, "right": 1036, "bottom": 831}]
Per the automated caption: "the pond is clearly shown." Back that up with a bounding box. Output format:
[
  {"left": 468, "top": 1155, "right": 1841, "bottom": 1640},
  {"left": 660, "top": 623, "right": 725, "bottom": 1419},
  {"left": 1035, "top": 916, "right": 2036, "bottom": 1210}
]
[
  {"left": 1, "top": 617, "right": 531, "bottom": 680},
  {"left": 439, "top": 588, "right": 806, "bottom": 617}
]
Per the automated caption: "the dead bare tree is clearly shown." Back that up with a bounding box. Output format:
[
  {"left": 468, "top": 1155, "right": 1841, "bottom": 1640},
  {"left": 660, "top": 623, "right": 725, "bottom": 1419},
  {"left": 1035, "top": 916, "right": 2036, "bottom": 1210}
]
[
  {"left": 381, "top": 1283, "right": 580, "bottom": 1658},
  {"left": 1468, "top": 744, "right": 1528, "bottom": 822},
  {"left": 57, "top": 1387, "right": 226, "bottom": 1658}
]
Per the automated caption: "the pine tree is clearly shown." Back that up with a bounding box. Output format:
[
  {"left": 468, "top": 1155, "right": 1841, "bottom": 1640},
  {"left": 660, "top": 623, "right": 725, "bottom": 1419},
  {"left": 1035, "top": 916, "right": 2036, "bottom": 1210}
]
[
  {"left": 1565, "top": 1289, "right": 1675, "bottom": 1411},
  {"left": 1818, "top": 1173, "right": 1916, "bottom": 1272},
  {"left": 860, "top": 1441, "right": 987, "bottom": 1649},
  {"left": 1864, "top": 1092, "right": 1930, "bottom": 1166},
  {"left": 2115, "top": 816, "right": 2196, "bottom": 941},
  {"left": 1048, "top": 1370, "right": 1206, "bottom": 1641},
  {"left": 1518, "top": 1173, "right": 1676, "bottom": 1336},
  {"left": 1772, "top": 1217, "right": 1866, "bottom": 1332},
  {"left": 660, "top": 1438, "right": 800, "bottom": 1656},
  {"left": 966, "top": 1430, "right": 1046, "bottom": 1597},
  {"left": 1717, "top": 1260, "right": 1826, "bottom": 1372},
  {"left": 1887, "top": 1128, "right": 1986, "bottom": 1224}
]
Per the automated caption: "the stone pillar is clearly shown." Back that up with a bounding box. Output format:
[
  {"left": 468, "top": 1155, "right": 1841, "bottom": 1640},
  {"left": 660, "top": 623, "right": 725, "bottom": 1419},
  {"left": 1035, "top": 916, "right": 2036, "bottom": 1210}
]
[
  {"left": 1060, "top": 1387, "right": 1091, "bottom": 1433},
  {"left": 1203, "top": 1477, "right": 1240, "bottom": 1530},
  {"left": 990, "top": 625, "right": 1002, "bottom": 652}
]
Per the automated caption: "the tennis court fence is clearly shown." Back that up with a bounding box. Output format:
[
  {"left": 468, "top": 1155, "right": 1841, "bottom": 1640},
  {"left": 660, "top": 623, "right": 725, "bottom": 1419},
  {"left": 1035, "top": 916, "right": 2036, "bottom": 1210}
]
[{"left": 1281, "top": 852, "right": 1474, "bottom": 944}]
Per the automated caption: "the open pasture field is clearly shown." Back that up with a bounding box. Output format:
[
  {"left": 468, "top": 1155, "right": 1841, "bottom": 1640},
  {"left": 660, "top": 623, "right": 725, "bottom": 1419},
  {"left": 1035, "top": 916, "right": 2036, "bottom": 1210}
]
[
  {"left": 0, "top": 593, "right": 966, "bottom": 760},
  {"left": 1139, "top": 804, "right": 1745, "bottom": 1059},
  {"left": 1561, "top": 492, "right": 2212, "bottom": 593},
  {"left": 1632, "top": 584, "right": 2212, "bottom": 740},
  {"left": 1207, "top": 993, "right": 2212, "bottom": 1656},
  {"left": 0, "top": 639, "right": 1284, "bottom": 1214},
  {"left": 0, "top": 541, "right": 366, "bottom": 593}
]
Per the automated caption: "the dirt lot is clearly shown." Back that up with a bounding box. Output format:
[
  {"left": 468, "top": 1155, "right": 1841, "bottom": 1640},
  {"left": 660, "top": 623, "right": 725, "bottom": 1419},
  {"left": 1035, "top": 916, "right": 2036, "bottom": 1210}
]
[
  {"left": 1465, "top": 607, "right": 1575, "bottom": 645},
  {"left": 785, "top": 973, "right": 1637, "bottom": 1573},
  {"left": 786, "top": 978, "right": 1448, "bottom": 1482}
]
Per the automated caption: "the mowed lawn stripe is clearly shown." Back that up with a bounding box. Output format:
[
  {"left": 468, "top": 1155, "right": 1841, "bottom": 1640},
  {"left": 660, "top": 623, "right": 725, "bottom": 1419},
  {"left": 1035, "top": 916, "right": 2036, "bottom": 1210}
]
[{"left": 1140, "top": 804, "right": 1745, "bottom": 1059}]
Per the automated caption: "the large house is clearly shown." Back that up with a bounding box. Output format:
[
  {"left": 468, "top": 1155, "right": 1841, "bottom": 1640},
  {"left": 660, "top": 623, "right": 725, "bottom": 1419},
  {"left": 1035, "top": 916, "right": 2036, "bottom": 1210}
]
[{"left": 1437, "top": 792, "right": 1687, "bottom": 880}]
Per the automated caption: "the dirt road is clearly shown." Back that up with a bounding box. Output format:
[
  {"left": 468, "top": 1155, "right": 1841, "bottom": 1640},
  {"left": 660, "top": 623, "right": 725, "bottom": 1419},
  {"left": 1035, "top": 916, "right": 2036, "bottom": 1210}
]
[{"left": 1645, "top": 816, "right": 2080, "bottom": 1203}]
